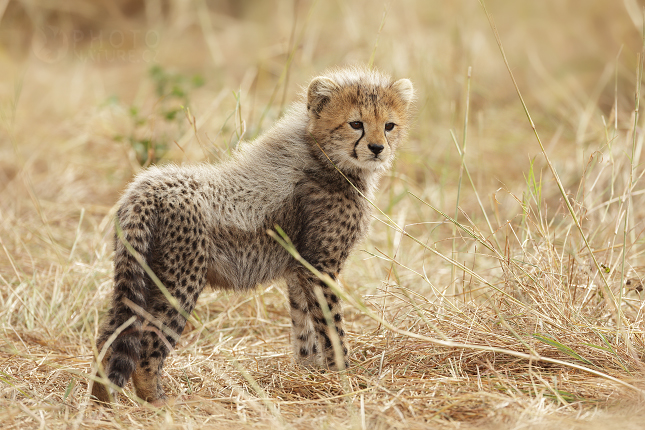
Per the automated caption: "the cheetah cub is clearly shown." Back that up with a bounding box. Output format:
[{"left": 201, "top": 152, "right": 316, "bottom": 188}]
[{"left": 92, "top": 66, "right": 414, "bottom": 405}]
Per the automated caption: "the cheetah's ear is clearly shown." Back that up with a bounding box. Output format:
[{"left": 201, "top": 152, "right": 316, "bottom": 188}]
[
  {"left": 307, "top": 76, "right": 339, "bottom": 118},
  {"left": 391, "top": 78, "right": 414, "bottom": 108}
]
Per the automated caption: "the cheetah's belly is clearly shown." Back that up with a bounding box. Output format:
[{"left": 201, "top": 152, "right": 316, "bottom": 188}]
[{"left": 207, "top": 226, "right": 291, "bottom": 291}]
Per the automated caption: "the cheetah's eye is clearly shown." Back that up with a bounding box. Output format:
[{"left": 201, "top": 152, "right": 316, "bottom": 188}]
[
  {"left": 384, "top": 123, "right": 395, "bottom": 131},
  {"left": 349, "top": 121, "right": 363, "bottom": 130}
]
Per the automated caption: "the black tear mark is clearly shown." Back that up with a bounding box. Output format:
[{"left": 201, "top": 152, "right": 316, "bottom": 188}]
[{"left": 352, "top": 129, "right": 365, "bottom": 159}]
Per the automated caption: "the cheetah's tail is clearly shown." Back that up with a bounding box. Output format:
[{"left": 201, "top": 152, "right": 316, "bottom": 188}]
[{"left": 101, "top": 199, "right": 156, "bottom": 391}]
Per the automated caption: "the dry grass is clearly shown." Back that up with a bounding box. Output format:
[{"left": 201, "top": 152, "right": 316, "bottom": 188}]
[{"left": 1, "top": 0, "right": 645, "bottom": 428}]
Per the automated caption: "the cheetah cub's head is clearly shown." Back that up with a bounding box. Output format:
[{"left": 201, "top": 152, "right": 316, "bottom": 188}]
[{"left": 306, "top": 67, "right": 414, "bottom": 173}]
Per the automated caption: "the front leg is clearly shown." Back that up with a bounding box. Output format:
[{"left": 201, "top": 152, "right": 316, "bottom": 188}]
[
  {"left": 290, "top": 270, "right": 348, "bottom": 370},
  {"left": 287, "top": 273, "right": 320, "bottom": 367},
  {"left": 288, "top": 186, "right": 366, "bottom": 370}
]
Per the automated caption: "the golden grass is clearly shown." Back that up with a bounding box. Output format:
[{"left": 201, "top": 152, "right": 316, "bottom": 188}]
[{"left": 1, "top": 0, "right": 645, "bottom": 428}]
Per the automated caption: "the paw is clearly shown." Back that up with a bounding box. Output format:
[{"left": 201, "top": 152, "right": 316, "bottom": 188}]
[
  {"left": 293, "top": 341, "right": 323, "bottom": 368},
  {"left": 322, "top": 344, "right": 349, "bottom": 370},
  {"left": 90, "top": 381, "right": 114, "bottom": 406},
  {"left": 323, "top": 357, "right": 349, "bottom": 371},
  {"left": 295, "top": 353, "right": 322, "bottom": 368},
  {"left": 149, "top": 396, "right": 172, "bottom": 408},
  {"left": 135, "top": 392, "right": 170, "bottom": 408}
]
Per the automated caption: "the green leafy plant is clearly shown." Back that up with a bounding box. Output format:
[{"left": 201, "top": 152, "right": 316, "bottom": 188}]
[{"left": 114, "top": 65, "right": 205, "bottom": 166}]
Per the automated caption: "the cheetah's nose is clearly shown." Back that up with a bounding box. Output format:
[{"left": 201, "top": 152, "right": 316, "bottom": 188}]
[{"left": 368, "top": 143, "right": 384, "bottom": 155}]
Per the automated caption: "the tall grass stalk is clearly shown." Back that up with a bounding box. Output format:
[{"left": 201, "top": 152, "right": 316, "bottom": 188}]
[{"left": 451, "top": 66, "right": 472, "bottom": 297}]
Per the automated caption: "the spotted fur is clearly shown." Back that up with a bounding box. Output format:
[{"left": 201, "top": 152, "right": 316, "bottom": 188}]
[{"left": 92, "top": 66, "right": 414, "bottom": 405}]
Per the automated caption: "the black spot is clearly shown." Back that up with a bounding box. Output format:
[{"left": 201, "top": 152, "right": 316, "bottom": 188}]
[
  {"left": 290, "top": 299, "right": 300, "bottom": 311},
  {"left": 320, "top": 332, "right": 332, "bottom": 349},
  {"left": 299, "top": 347, "right": 309, "bottom": 357},
  {"left": 113, "top": 337, "right": 139, "bottom": 360}
]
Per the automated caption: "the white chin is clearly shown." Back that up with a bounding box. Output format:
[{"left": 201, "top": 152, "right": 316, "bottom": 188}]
[
  {"left": 357, "top": 157, "right": 389, "bottom": 171},
  {"left": 331, "top": 152, "right": 390, "bottom": 172}
]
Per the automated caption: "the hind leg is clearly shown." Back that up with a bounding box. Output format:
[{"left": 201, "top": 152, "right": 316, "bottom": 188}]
[
  {"left": 130, "top": 287, "right": 206, "bottom": 403},
  {"left": 131, "top": 231, "right": 209, "bottom": 403},
  {"left": 132, "top": 329, "right": 168, "bottom": 403},
  {"left": 92, "top": 305, "right": 152, "bottom": 404}
]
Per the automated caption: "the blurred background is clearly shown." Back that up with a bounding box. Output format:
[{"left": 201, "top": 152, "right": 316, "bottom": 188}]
[{"left": 1, "top": 0, "right": 643, "bottom": 194}]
